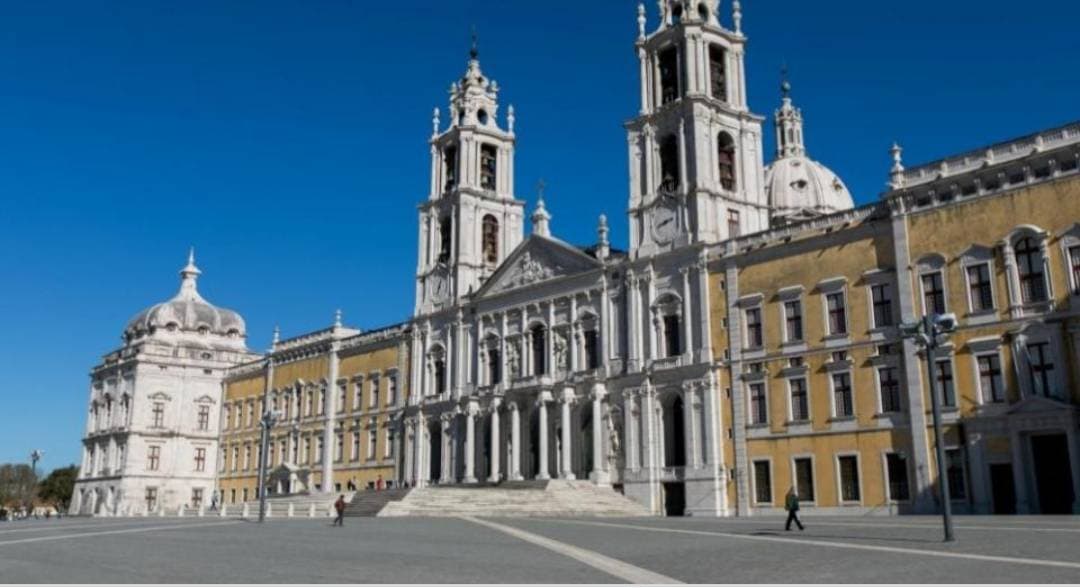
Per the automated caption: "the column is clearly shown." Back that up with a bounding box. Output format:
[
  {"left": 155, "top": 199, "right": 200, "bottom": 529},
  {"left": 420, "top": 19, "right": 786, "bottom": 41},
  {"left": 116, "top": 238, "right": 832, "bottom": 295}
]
[
  {"left": 403, "top": 419, "right": 415, "bottom": 488},
  {"left": 488, "top": 399, "right": 502, "bottom": 483},
  {"left": 681, "top": 268, "right": 693, "bottom": 358},
  {"left": 590, "top": 382, "right": 610, "bottom": 485},
  {"left": 546, "top": 302, "right": 556, "bottom": 374},
  {"left": 440, "top": 416, "right": 453, "bottom": 484},
  {"left": 569, "top": 296, "right": 578, "bottom": 372},
  {"left": 627, "top": 272, "right": 640, "bottom": 372},
  {"left": 684, "top": 385, "right": 700, "bottom": 468},
  {"left": 499, "top": 312, "right": 509, "bottom": 385},
  {"left": 646, "top": 266, "right": 658, "bottom": 360},
  {"left": 464, "top": 403, "right": 478, "bottom": 483},
  {"left": 510, "top": 402, "right": 523, "bottom": 480},
  {"left": 537, "top": 392, "right": 551, "bottom": 480},
  {"left": 322, "top": 341, "right": 340, "bottom": 493},
  {"left": 1066, "top": 426, "right": 1080, "bottom": 514},
  {"left": 1000, "top": 240, "right": 1022, "bottom": 319},
  {"left": 627, "top": 394, "right": 639, "bottom": 472},
  {"left": 560, "top": 387, "right": 576, "bottom": 480},
  {"left": 696, "top": 252, "right": 713, "bottom": 363},
  {"left": 600, "top": 276, "right": 610, "bottom": 374},
  {"left": 1010, "top": 432, "right": 1031, "bottom": 514}
]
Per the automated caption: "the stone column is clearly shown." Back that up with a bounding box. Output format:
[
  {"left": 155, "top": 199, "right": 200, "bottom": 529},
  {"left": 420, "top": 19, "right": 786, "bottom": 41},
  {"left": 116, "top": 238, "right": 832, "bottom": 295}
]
[
  {"left": 627, "top": 394, "right": 639, "bottom": 472},
  {"left": 510, "top": 402, "right": 523, "bottom": 481},
  {"left": 322, "top": 340, "right": 340, "bottom": 493},
  {"left": 696, "top": 252, "right": 713, "bottom": 363},
  {"left": 681, "top": 268, "right": 693, "bottom": 358},
  {"left": 537, "top": 391, "right": 552, "bottom": 480},
  {"left": 1010, "top": 432, "right": 1031, "bottom": 514},
  {"left": 646, "top": 266, "right": 658, "bottom": 360},
  {"left": 590, "top": 382, "right": 609, "bottom": 485},
  {"left": 1066, "top": 426, "right": 1080, "bottom": 514},
  {"left": 464, "top": 402, "right": 478, "bottom": 483},
  {"left": 440, "top": 415, "right": 453, "bottom": 484},
  {"left": 489, "top": 399, "right": 502, "bottom": 483},
  {"left": 560, "top": 387, "right": 576, "bottom": 480}
]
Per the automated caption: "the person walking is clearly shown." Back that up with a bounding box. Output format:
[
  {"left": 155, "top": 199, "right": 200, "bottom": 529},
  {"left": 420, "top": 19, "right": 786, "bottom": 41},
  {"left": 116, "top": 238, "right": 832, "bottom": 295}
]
[
  {"left": 784, "top": 487, "right": 805, "bottom": 531},
  {"left": 375, "top": 475, "right": 384, "bottom": 491},
  {"left": 332, "top": 495, "right": 347, "bottom": 527}
]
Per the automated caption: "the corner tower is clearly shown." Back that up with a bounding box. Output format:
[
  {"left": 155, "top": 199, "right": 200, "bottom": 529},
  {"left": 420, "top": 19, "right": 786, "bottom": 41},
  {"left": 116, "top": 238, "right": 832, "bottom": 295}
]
[
  {"left": 416, "top": 39, "right": 525, "bottom": 315},
  {"left": 626, "top": 0, "right": 768, "bottom": 258}
]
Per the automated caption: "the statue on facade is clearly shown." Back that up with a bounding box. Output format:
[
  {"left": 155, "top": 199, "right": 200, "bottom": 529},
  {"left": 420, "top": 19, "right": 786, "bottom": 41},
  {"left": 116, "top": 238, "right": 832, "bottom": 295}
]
[{"left": 507, "top": 342, "right": 520, "bottom": 378}]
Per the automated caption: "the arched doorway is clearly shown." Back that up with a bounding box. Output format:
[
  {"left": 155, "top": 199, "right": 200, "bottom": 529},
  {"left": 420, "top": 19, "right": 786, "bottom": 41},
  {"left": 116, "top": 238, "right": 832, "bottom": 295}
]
[
  {"left": 577, "top": 408, "right": 594, "bottom": 480},
  {"left": 663, "top": 395, "right": 686, "bottom": 468},
  {"left": 428, "top": 421, "right": 442, "bottom": 483},
  {"left": 528, "top": 409, "right": 541, "bottom": 478}
]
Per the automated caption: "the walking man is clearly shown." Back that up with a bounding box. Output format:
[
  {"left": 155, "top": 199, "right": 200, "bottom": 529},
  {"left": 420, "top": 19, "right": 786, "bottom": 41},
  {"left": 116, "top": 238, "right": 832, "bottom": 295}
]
[
  {"left": 784, "top": 487, "right": 804, "bottom": 531},
  {"left": 332, "top": 494, "right": 347, "bottom": 527}
]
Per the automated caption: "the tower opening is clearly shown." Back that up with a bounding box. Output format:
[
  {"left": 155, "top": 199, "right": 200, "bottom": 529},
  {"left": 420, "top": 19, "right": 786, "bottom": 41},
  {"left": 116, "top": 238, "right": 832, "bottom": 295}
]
[
  {"left": 659, "top": 46, "right": 680, "bottom": 105},
  {"left": 664, "top": 395, "right": 687, "bottom": 467},
  {"left": 718, "top": 132, "right": 736, "bottom": 191},
  {"left": 531, "top": 325, "right": 547, "bottom": 376},
  {"left": 443, "top": 146, "right": 458, "bottom": 191},
  {"left": 660, "top": 135, "right": 680, "bottom": 190},
  {"left": 482, "top": 214, "right": 499, "bottom": 264},
  {"left": 708, "top": 45, "right": 726, "bottom": 101},
  {"left": 480, "top": 144, "right": 498, "bottom": 191},
  {"left": 439, "top": 216, "right": 452, "bottom": 263}
]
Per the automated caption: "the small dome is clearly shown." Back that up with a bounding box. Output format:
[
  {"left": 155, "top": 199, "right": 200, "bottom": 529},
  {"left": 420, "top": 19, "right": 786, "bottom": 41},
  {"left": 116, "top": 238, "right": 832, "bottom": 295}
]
[
  {"left": 765, "top": 156, "right": 854, "bottom": 223},
  {"left": 123, "top": 250, "right": 246, "bottom": 342}
]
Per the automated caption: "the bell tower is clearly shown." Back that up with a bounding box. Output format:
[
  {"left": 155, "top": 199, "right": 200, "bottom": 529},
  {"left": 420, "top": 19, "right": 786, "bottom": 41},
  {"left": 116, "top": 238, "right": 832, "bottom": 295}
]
[
  {"left": 626, "top": 0, "right": 768, "bottom": 258},
  {"left": 416, "top": 38, "right": 525, "bottom": 315}
]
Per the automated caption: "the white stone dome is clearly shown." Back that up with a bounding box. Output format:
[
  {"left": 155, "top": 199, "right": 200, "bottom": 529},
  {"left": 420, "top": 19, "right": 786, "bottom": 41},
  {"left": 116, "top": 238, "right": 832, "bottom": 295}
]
[{"left": 765, "top": 155, "right": 854, "bottom": 223}]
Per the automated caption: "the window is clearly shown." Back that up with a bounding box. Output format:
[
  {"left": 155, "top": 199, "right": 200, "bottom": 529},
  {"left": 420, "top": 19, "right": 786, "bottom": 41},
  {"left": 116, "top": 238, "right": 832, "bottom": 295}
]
[
  {"left": 335, "top": 432, "right": 344, "bottom": 462},
  {"left": 482, "top": 215, "right": 499, "bottom": 264},
  {"left": 242, "top": 488, "right": 249, "bottom": 502},
  {"left": 789, "top": 378, "right": 809, "bottom": 421},
  {"left": 387, "top": 376, "right": 398, "bottom": 406},
  {"left": 531, "top": 325, "right": 547, "bottom": 375},
  {"left": 443, "top": 146, "right": 458, "bottom": 190},
  {"left": 337, "top": 385, "right": 346, "bottom": 413},
  {"left": 663, "top": 314, "right": 682, "bottom": 357},
  {"left": 1070, "top": 245, "right": 1080, "bottom": 295},
  {"left": 871, "top": 284, "right": 893, "bottom": 327},
  {"left": 231, "top": 446, "right": 239, "bottom": 472},
  {"left": 318, "top": 389, "right": 327, "bottom": 415},
  {"left": 352, "top": 431, "right": 360, "bottom": 462},
  {"left": 268, "top": 440, "right": 275, "bottom": 466},
  {"left": 316, "top": 437, "right": 324, "bottom": 464},
  {"left": 727, "top": 209, "right": 741, "bottom": 238},
  {"left": 745, "top": 308, "right": 763, "bottom": 348},
  {"left": 488, "top": 348, "right": 501, "bottom": 384},
  {"left": 1027, "top": 342, "right": 1054, "bottom": 397},
  {"left": 946, "top": 448, "right": 967, "bottom": 501},
  {"left": 190, "top": 487, "right": 204, "bottom": 509},
  {"left": 223, "top": 406, "right": 231, "bottom": 431},
  {"left": 922, "top": 272, "right": 946, "bottom": 315},
  {"left": 752, "top": 460, "right": 772, "bottom": 504},
  {"left": 826, "top": 292, "right": 847, "bottom": 335},
  {"left": 278, "top": 439, "right": 286, "bottom": 466},
  {"left": 369, "top": 377, "right": 379, "bottom": 408},
  {"left": 354, "top": 382, "right": 363, "bottom": 410},
  {"left": 439, "top": 216, "right": 452, "bottom": 264},
  {"left": 1016, "top": 237, "right": 1047, "bottom": 303},
  {"left": 966, "top": 263, "right": 994, "bottom": 312},
  {"left": 145, "top": 487, "right": 158, "bottom": 512},
  {"left": 294, "top": 391, "right": 302, "bottom": 419},
  {"left": 748, "top": 382, "right": 768, "bottom": 425},
  {"left": 306, "top": 390, "right": 314, "bottom": 417},
  {"left": 480, "top": 144, "right": 498, "bottom": 191},
  {"left": 838, "top": 455, "right": 860, "bottom": 502},
  {"left": 152, "top": 402, "right": 165, "bottom": 428},
  {"left": 194, "top": 448, "right": 206, "bottom": 472},
  {"left": 243, "top": 445, "right": 252, "bottom": 471},
  {"left": 708, "top": 45, "right": 726, "bottom": 100},
  {"left": 147, "top": 446, "right": 161, "bottom": 471},
  {"left": 660, "top": 135, "right": 680, "bottom": 190},
  {"left": 584, "top": 330, "right": 600, "bottom": 370},
  {"left": 434, "top": 359, "right": 446, "bottom": 395},
  {"left": 784, "top": 300, "right": 803, "bottom": 342},
  {"left": 718, "top": 133, "right": 736, "bottom": 191},
  {"left": 302, "top": 438, "right": 310, "bottom": 465},
  {"left": 977, "top": 353, "right": 1005, "bottom": 403},
  {"left": 197, "top": 405, "right": 210, "bottom": 431},
  {"left": 878, "top": 367, "right": 902, "bottom": 413},
  {"left": 885, "top": 453, "right": 911, "bottom": 501},
  {"left": 831, "top": 372, "right": 854, "bottom": 418},
  {"left": 367, "top": 427, "right": 377, "bottom": 460},
  {"left": 247, "top": 401, "right": 255, "bottom": 426},
  {"left": 658, "top": 46, "right": 680, "bottom": 105},
  {"left": 934, "top": 359, "right": 956, "bottom": 408},
  {"left": 793, "top": 457, "right": 815, "bottom": 502}
]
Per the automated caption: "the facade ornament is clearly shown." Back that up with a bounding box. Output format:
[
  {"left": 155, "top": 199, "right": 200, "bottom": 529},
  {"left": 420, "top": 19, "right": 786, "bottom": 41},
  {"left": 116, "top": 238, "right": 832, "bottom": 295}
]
[
  {"left": 889, "top": 142, "right": 906, "bottom": 190},
  {"left": 532, "top": 181, "right": 552, "bottom": 237},
  {"left": 507, "top": 104, "right": 515, "bottom": 133},
  {"left": 432, "top": 107, "right": 440, "bottom": 137},
  {"left": 732, "top": 0, "right": 743, "bottom": 35},
  {"left": 637, "top": 2, "right": 647, "bottom": 39}
]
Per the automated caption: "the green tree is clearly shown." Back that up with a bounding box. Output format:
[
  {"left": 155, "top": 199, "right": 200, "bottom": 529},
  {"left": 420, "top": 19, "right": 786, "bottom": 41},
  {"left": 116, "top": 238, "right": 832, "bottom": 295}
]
[
  {"left": 0, "top": 464, "right": 37, "bottom": 511},
  {"left": 38, "top": 465, "right": 79, "bottom": 511}
]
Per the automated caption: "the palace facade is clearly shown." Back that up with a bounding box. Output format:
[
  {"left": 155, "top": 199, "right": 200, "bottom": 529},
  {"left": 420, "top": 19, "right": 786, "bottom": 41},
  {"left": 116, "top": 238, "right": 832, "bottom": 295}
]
[{"left": 74, "top": 0, "right": 1080, "bottom": 516}]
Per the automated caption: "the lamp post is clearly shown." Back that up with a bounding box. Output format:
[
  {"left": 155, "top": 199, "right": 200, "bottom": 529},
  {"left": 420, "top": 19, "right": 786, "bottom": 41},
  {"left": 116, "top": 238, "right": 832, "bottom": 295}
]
[
  {"left": 257, "top": 410, "right": 282, "bottom": 523},
  {"left": 900, "top": 313, "right": 957, "bottom": 543},
  {"left": 29, "top": 450, "right": 44, "bottom": 479}
]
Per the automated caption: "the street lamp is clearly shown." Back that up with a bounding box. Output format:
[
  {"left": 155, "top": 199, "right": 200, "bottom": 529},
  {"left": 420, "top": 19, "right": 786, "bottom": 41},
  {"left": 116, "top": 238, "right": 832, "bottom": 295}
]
[
  {"left": 257, "top": 410, "right": 283, "bottom": 523},
  {"left": 900, "top": 312, "right": 958, "bottom": 543},
  {"left": 29, "top": 450, "right": 44, "bottom": 479}
]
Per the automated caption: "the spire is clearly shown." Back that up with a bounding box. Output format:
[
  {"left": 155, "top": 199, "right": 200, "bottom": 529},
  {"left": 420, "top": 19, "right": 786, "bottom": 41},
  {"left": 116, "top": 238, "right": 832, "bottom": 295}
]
[
  {"left": 597, "top": 214, "right": 610, "bottom": 261},
  {"left": 637, "top": 3, "right": 647, "bottom": 39},
  {"left": 177, "top": 247, "right": 204, "bottom": 301},
  {"left": 532, "top": 180, "right": 551, "bottom": 237},
  {"left": 271, "top": 325, "right": 281, "bottom": 347},
  {"left": 889, "top": 142, "right": 906, "bottom": 189},
  {"left": 470, "top": 27, "right": 479, "bottom": 61},
  {"left": 432, "top": 107, "right": 440, "bottom": 137},
  {"left": 774, "top": 65, "right": 805, "bottom": 158},
  {"left": 507, "top": 104, "right": 516, "bottom": 134},
  {"left": 333, "top": 309, "right": 343, "bottom": 329},
  {"left": 732, "top": 0, "right": 743, "bottom": 35}
]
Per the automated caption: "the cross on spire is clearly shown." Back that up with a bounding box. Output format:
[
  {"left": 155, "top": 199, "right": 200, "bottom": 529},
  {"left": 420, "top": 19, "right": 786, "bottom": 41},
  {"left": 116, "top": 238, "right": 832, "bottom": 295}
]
[{"left": 470, "top": 27, "right": 479, "bottom": 60}]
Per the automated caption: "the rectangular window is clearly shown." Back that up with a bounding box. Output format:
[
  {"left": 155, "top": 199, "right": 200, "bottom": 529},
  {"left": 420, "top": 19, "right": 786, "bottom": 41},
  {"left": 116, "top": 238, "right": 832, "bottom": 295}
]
[
  {"left": 488, "top": 349, "right": 502, "bottom": 385},
  {"left": 1027, "top": 342, "right": 1054, "bottom": 397},
  {"left": 197, "top": 405, "right": 210, "bottom": 431},
  {"left": 223, "top": 406, "right": 231, "bottom": 431},
  {"left": 886, "top": 453, "right": 911, "bottom": 501},
  {"left": 584, "top": 330, "right": 600, "bottom": 370},
  {"left": 316, "top": 437, "right": 324, "bottom": 464},
  {"left": 152, "top": 402, "right": 165, "bottom": 428},
  {"left": 247, "top": 401, "right": 255, "bottom": 426},
  {"left": 337, "top": 385, "right": 346, "bottom": 413},
  {"left": 727, "top": 210, "right": 741, "bottom": 238},
  {"left": 354, "top": 382, "right": 363, "bottom": 411},
  {"left": 752, "top": 460, "right": 772, "bottom": 505},
  {"left": 147, "top": 445, "right": 161, "bottom": 471},
  {"left": 946, "top": 448, "right": 967, "bottom": 501},
  {"left": 191, "top": 488, "right": 204, "bottom": 509},
  {"left": 745, "top": 307, "right": 763, "bottom": 348},
  {"left": 145, "top": 487, "right": 158, "bottom": 512},
  {"left": 784, "top": 300, "right": 803, "bottom": 342},
  {"left": 708, "top": 45, "right": 726, "bottom": 100},
  {"left": 367, "top": 427, "right": 377, "bottom": 460},
  {"left": 838, "top": 455, "right": 860, "bottom": 502},
  {"left": 443, "top": 146, "right": 458, "bottom": 190},
  {"left": 871, "top": 284, "right": 893, "bottom": 327},
  {"left": 659, "top": 46, "right": 680, "bottom": 105},
  {"left": 243, "top": 445, "right": 252, "bottom": 471},
  {"left": 278, "top": 439, "right": 286, "bottom": 466},
  {"left": 194, "top": 447, "right": 206, "bottom": 472},
  {"left": 663, "top": 315, "right": 682, "bottom": 357},
  {"left": 748, "top": 382, "right": 767, "bottom": 425},
  {"left": 878, "top": 367, "right": 902, "bottom": 413},
  {"left": 384, "top": 428, "right": 393, "bottom": 458},
  {"left": 369, "top": 377, "right": 380, "bottom": 408},
  {"left": 480, "top": 144, "right": 498, "bottom": 190},
  {"left": 1070, "top": 245, "right": 1080, "bottom": 295},
  {"left": 922, "top": 272, "right": 946, "bottom": 315},
  {"left": 388, "top": 376, "right": 398, "bottom": 406},
  {"left": 302, "top": 438, "right": 310, "bottom": 465},
  {"left": 977, "top": 353, "right": 1005, "bottom": 403},
  {"left": 231, "top": 447, "right": 239, "bottom": 472},
  {"left": 967, "top": 263, "right": 994, "bottom": 312},
  {"left": 318, "top": 389, "right": 326, "bottom": 416},
  {"left": 826, "top": 293, "right": 847, "bottom": 335},
  {"left": 934, "top": 359, "right": 956, "bottom": 407},
  {"left": 352, "top": 430, "right": 361, "bottom": 462},
  {"left": 335, "top": 433, "right": 344, "bottom": 462},
  {"left": 789, "top": 378, "right": 809, "bottom": 422},
  {"left": 832, "top": 372, "right": 854, "bottom": 418},
  {"left": 793, "top": 457, "right": 815, "bottom": 502}
]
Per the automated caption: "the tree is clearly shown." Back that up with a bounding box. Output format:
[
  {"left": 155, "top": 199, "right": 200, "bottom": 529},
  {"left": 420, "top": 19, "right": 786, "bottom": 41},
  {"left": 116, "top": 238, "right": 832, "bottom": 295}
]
[
  {"left": 38, "top": 465, "right": 79, "bottom": 511},
  {"left": 0, "top": 464, "right": 37, "bottom": 511}
]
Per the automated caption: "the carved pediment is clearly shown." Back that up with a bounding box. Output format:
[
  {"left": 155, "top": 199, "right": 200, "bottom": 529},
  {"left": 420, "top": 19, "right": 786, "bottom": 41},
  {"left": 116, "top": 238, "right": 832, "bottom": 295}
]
[
  {"left": 476, "top": 236, "right": 603, "bottom": 297},
  {"left": 1006, "top": 395, "right": 1075, "bottom": 415}
]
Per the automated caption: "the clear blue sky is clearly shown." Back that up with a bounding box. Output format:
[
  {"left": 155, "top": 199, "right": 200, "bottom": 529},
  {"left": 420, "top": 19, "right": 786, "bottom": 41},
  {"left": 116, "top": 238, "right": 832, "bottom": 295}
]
[{"left": 1, "top": 1, "right": 1077, "bottom": 471}]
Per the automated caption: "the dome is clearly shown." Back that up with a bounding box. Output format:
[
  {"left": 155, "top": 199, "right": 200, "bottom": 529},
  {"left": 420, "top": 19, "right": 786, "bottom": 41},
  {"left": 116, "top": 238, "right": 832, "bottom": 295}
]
[
  {"left": 765, "top": 155, "right": 854, "bottom": 223},
  {"left": 123, "top": 250, "right": 246, "bottom": 342}
]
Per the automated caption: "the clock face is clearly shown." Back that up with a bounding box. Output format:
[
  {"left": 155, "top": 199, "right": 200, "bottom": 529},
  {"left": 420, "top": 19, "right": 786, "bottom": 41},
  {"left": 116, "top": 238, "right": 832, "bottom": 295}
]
[
  {"left": 430, "top": 273, "right": 449, "bottom": 303},
  {"left": 651, "top": 204, "right": 679, "bottom": 244}
]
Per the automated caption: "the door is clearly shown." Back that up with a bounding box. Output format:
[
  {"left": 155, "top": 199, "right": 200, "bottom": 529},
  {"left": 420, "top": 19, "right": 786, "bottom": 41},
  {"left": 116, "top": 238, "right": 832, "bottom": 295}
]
[
  {"left": 663, "top": 482, "right": 686, "bottom": 516},
  {"left": 990, "top": 464, "right": 1016, "bottom": 514},
  {"left": 1031, "top": 434, "right": 1074, "bottom": 514}
]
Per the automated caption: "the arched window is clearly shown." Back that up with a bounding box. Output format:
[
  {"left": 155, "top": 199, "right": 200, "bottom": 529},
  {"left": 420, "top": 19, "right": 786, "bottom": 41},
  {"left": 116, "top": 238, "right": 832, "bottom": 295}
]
[
  {"left": 439, "top": 216, "right": 452, "bottom": 264},
  {"left": 664, "top": 395, "right": 687, "bottom": 467},
  {"left": 659, "top": 46, "right": 680, "bottom": 105},
  {"left": 531, "top": 324, "right": 547, "bottom": 376},
  {"left": 718, "top": 132, "right": 736, "bottom": 191},
  {"left": 1016, "top": 237, "right": 1047, "bottom": 303},
  {"left": 433, "top": 358, "right": 446, "bottom": 396},
  {"left": 663, "top": 313, "right": 682, "bottom": 357},
  {"left": 443, "top": 146, "right": 458, "bottom": 191},
  {"left": 480, "top": 144, "right": 498, "bottom": 190},
  {"left": 482, "top": 215, "right": 499, "bottom": 264},
  {"left": 660, "top": 135, "right": 680, "bottom": 191},
  {"left": 708, "top": 44, "right": 726, "bottom": 100}
]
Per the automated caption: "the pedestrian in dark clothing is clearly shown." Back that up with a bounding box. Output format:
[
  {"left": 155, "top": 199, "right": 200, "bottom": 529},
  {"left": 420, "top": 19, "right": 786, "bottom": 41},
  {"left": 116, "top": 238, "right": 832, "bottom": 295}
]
[
  {"left": 784, "top": 488, "right": 804, "bottom": 531},
  {"left": 332, "top": 495, "right": 346, "bottom": 527}
]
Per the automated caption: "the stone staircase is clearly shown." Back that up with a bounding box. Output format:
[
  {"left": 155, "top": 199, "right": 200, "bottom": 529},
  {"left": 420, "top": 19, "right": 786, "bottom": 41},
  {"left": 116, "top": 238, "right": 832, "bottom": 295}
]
[
  {"left": 208, "top": 492, "right": 353, "bottom": 518},
  {"left": 343, "top": 488, "right": 412, "bottom": 517},
  {"left": 378, "top": 480, "right": 650, "bottom": 517}
]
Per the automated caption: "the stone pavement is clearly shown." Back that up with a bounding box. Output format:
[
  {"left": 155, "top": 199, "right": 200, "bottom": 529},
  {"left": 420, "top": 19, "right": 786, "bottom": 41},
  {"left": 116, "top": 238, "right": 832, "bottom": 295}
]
[{"left": 0, "top": 514, "right": 1079, "bottom": 583}]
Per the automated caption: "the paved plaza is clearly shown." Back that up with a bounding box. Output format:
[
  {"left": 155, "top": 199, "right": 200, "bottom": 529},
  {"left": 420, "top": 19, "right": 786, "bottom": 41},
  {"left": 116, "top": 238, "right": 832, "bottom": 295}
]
[{"left": 1, "top": 515, "right": 1079, "bottom": 583}]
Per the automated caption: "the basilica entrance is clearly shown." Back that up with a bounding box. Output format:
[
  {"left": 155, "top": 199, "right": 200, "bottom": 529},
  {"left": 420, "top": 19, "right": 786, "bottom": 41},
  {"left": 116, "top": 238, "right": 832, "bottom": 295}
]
[
  {"left": 1031, "top": 434, "right": 1074, "bottom": 514},
  {"left": 663, "top": 395, "right": 687, "bottom": 467},
  {"left": 428, "top": 422, "right": 442, "bottom": 483}
]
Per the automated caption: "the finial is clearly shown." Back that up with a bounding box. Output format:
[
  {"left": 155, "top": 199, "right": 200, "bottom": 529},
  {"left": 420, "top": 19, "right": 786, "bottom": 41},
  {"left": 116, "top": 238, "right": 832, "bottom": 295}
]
[
  {"left": 780, "top": 63, "right": 791, "bottom": 99},
  {"left": 187, "top": 246, "right": 196, "bottom": 267},
  {"left": 536, "top": 178, "right": 546, "bottom": 201},
  {"left": 178, "top": 246, "right": 202, "bottom": 300},
  {"left": 637, "top": 3, "right": 647, "bottom": 39},
  {"left": 597, "top": 214, "right": 610, "bottom": 260},
  {"left": 733, "top": 0, "right": 743, "bottom": 34},
  {"left": 532, "top": 180, "right": 551, "bottom": 238},
  {"left": 333, "top": 309, "right": 343, "bottom": 328},
  {"left": 432, "top": 107, "right": 440, "bottom": 137},
  {"left": 889, "top": 142, "right": 906, "bottom": 189},
  {"left": 507, "top": 104, "right": 516, "bottom": 133},
  {"left": 272, "top": 325, "right": 281, "bottom": 345},
  {"left": 469, "top": 27, "right": 479, "bottom": 60}
]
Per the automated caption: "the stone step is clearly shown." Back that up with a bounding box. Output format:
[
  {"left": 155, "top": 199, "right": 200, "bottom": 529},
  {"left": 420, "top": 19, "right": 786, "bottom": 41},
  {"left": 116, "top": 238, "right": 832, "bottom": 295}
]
[{"left": 377, "top": 481, "right": 649, "bottom": 518}]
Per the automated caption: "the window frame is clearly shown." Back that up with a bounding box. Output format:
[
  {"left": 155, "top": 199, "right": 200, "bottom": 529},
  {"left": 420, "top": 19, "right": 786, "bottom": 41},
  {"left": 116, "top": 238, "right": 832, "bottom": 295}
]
[
  {"left": 751, "top": 458, "right": 773, "bottom": 506},
  {"left": 824, "top": 290, "right": 848, "bottom": 337},
  {"left": 835, "top": 453, "right": 863, "bottom": 505},
  {"left": 964, "top": 261, "right": 997, "bottom": 314},
  {"left": 973, "top": 350, "right": 1006, "bottom": 404},
  {"left": 828, "top": 370, "right": 855, "bottom": 419},
  {"left": 790, "top": 455, "right": 817, "bottom": 504},
  {"left": 875, "top": 366, "right": 903, "bottom": 414},
  {"left": 747, "top": 381, "right": 768, "bottom": 426},
  {"left": 882, "top": 451, "right": 912, "bottom": 503},
  {"left": 787, "top": 376, "right": 810, "bottom": 423},
  {"left": 744, "top": 306, "right": 764, "bottom": 350},
  {"left": 919, "top": 269, "right": 948, "bottom": 316}
]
